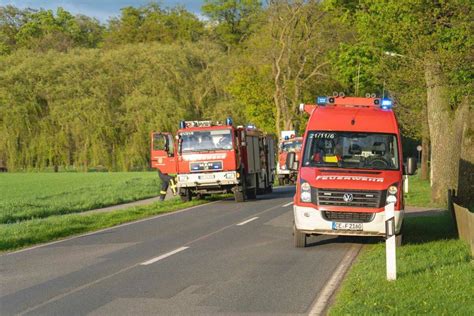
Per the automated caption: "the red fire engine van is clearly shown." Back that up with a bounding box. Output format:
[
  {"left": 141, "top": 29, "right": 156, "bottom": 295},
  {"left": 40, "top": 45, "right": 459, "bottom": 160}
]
[
  {"left": 291, "top": 95, "right": 411, "bottom": 247},
  {"left": 277, "top": 132, "right": 303, "bottom": 185},
  {"left": 151, "top": 119, "right": 276, "bottom": 202}
]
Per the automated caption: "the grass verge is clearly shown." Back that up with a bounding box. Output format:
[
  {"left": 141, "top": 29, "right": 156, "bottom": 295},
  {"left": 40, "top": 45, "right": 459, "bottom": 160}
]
[
  {"left": 0, "top": 197, "right": 215, "bottom": 252},
  {"left": 404, "top": 174, "right": 441, "bottom": 208},
  {"left": 0, "top": 172, "right": 161, "bottom": 223},
  {"left": 329, "top": 212, "right": 473, "bottom": 315}
]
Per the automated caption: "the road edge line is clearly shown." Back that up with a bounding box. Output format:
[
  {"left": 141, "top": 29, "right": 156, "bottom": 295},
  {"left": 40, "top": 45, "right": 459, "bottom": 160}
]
[
  {"left": 308, "top": 244, "right": 362, "bottom": 316},
  {"left": 4, "top": 200, "right": 222, "bottom": 256}
]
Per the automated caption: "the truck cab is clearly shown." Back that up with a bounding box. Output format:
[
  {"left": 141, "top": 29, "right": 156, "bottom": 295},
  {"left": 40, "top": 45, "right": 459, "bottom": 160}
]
[
  {"left": 151, "top": 120, "right": 275, "bottom": 202},
  {"left": 293, "top": 96, "right": 406, "bottom": 247},
  {"left": 277, "top": 132, "right": 302, "bottom": 185}
]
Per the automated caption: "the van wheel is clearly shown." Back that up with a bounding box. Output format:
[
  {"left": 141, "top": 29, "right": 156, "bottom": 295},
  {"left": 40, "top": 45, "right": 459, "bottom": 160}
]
[
  {"left": 180, "top": 189, "right": 192, "bottom": 202},
  {"left": 293, "top": 225, "right": 306, "bottom": 248}
]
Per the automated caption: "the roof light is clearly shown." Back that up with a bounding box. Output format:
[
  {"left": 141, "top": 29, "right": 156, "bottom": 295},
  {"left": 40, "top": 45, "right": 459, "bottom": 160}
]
[
  {"left": 226, "top": 117, "right": 233, "bottom": 126},
  {"left": 247, "top": 124, "right": 256, "bottom": 129},
  {"left": 381, "top": 99, "right": 393, "bottom": 110},
  {"left": 179, "top": 120, "right": 186, "bottom": 129},
  {"left": 317, "top": 96, "right": 327, "bottom": 105}
]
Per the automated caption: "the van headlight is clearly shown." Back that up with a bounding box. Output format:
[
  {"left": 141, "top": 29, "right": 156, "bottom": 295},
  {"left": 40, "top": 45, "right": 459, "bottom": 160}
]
[
  {"left": 386, "top": 183, "right": 398, "bottom": 204},
  {"left": 300, "top": 181, "right": 311, "bottom": 202}
]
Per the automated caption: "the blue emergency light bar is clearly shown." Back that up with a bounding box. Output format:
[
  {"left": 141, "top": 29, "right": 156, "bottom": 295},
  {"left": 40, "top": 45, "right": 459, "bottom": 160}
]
[
  {"left": 316, "top": 96, "right": 327, "bottom": 105},
  {"left": 381, "top": 99, "right": 393, "bottom": 110}
]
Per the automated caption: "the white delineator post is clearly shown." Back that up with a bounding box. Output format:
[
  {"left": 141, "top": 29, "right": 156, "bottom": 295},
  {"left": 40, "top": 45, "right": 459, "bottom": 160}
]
[{"left": 385, "top": 202, "right": 397, "bottom": 280}]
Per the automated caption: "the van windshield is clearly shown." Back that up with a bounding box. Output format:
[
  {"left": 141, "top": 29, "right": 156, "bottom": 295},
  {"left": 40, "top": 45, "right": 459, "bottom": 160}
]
[
  {"left": 302, "top": 131, "right": 399, "bottom": 170},
  {"left": 179, "top": 129, "right": 233, "bottom": 152}
]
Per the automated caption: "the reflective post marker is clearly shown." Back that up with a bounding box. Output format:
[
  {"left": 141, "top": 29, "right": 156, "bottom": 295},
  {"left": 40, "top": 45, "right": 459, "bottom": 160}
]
[
  {"left": 403, "top": 175, "right": 409, "bottom": 194},
  {"left": 385, "top": 202, "right": 396, "bottom": 280}
]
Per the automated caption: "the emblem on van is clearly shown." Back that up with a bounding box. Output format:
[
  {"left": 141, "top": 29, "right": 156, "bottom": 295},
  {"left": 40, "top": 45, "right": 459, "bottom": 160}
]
[{"left": 343, "top": 193, "right": 354, "bottom": 202}]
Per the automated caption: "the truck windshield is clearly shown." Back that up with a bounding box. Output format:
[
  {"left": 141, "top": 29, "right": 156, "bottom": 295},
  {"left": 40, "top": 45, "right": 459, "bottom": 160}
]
[
  {"left": 179, "top": 129, "right": 233, "bottom": 152},
  {"left": 281, "top": 140, "right": 302, "bottom": 152},
  {"left": 302, "top": 131, "right": 399, "bottom": 170}
]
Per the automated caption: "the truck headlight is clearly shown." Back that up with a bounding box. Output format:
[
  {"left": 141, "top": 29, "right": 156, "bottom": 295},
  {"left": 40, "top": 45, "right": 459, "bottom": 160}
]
[
  {"left": 300, "top": 182, "right": 311, "bottom": 202},
  {"left": 178, "top": 175, "right": 188, "bottom": 182},
  {"left": 281, "top": 164, "right": 286, "bottom": 170},
  {"left": 386, "top": 183, "right": 398, "bottom": 204},
  {"left": 388, "top": 185, "right": 398, "bottom": 195}
]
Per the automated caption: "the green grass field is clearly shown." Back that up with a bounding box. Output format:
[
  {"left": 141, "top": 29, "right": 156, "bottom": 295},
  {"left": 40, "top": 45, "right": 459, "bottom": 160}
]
[
  {"left": 330, "top": 212, "right": 473, "bottom": 315},
  {"left": 0, "top": 198, "right": 210, "bottom": 251},
  {"left": 0, "top": 172, "right": 161, "bottom": 223}
]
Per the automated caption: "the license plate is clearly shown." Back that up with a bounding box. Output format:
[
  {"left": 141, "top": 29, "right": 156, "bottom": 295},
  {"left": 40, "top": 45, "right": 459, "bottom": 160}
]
[
  {"left": 332, "top": 222, "right": 363, "bottom": 231},
  {"left": 199, "top": 174, "right": 215, "bottom": 180}
]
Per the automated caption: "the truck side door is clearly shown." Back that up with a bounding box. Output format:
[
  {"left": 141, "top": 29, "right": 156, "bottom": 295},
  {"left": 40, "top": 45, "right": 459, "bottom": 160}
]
[{"left": 151, "top": 132, "right": 177, "bottom": 174}]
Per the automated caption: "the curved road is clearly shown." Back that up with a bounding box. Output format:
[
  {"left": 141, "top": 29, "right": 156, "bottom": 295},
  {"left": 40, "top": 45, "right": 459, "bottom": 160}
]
[{"left": 0, "top": 187, "right": 362, "bottom": 315}]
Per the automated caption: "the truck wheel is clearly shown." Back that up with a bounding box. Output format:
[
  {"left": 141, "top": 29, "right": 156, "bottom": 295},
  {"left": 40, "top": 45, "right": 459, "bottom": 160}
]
[
  {"left": 293, "top": 225, "right": 306, "bottom": 248},
  {"left": 246, "top": 187, "right": 257, "bottom": 200},
  {"left": 180, "top": 189, "right": 192, "bottom": 202}
]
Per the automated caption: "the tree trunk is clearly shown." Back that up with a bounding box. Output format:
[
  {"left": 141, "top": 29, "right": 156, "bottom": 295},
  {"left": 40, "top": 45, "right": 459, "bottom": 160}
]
[
  {"left": 424, "top": 63, "right": 468, "bottom": 205},
  {"left": 420, "top": 105, "right": 430, "bottom": 180},
  {"left": 457, "top": 100, "right": 473, "bottom": 208}
]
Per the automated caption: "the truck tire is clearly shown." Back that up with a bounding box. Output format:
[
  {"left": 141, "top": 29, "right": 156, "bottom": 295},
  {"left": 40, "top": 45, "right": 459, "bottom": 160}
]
[
  {"left": 293, "top": 225, "right": 306, "bottom": 248},
  {"left": 246, "top": 187, "right": 257, "bottom": 200},
  {"left": 180, "top": 189, "right": 192, "bottom": 202}
]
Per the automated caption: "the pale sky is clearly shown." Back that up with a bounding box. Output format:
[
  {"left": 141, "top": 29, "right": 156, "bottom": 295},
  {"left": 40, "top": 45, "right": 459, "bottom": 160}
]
[{"left": 0, "top": 0, "right": 205, "bottom": 22}]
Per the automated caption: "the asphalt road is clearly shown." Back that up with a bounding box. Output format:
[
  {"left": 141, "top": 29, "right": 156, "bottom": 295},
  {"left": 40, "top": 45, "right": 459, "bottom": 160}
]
[{"left": 0, "top": 187, "right": 362, "bottom": 315}]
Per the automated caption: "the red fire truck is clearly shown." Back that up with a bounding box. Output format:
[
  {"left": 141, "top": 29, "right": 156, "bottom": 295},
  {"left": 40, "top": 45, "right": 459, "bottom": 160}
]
[
  {"left": 151, "top": 119, "right": 276, "bottom": 202},
  {"left": 290, "top": 95, "right": 416, "bottom": 247},
  {"left": 277, "top": 131, "right": 303, "bottom": 185}
]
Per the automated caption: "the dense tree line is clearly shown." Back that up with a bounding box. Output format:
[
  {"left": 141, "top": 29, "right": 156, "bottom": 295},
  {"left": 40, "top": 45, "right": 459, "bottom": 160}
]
[{"left": 0, "top": 0, "right": 472, "bottom": 204}]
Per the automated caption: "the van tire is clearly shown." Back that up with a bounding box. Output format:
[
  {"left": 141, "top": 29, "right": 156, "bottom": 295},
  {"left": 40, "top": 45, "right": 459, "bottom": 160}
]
[{"left": 293, "top": 225, "right": 306, "bottom": 248}]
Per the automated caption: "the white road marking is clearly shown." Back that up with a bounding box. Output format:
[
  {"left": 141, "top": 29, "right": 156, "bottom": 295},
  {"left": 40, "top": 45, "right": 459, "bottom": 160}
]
[
  {"left": 236, "top": 217, "right": 259, "bottom": 226},
  {"left": 283, "top": 201, "right": 294, "bottom": 207},
  {"left": 5, "top": 200, "right": 221, "bottom": 256},
  {"left": 308, "top": 244, "right": 362, "bottom": 316},
  {"left": 141, "top": 247, "right": 189, "bottom": 266}
]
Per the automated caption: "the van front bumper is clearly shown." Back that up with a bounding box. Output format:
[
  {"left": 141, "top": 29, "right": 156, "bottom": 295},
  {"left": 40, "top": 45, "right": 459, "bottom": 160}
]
[{"left": 293, "top": 205, "right": 404, "bottom": 237}]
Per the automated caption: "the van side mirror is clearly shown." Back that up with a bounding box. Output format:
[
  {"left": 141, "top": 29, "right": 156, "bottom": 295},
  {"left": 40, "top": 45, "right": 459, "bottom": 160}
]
[
  {"left": 405, "top": 157, "right": 417, "bottom": 175},
  {"left": 286, "top": 152, "right": 298, "bottom": 171}
]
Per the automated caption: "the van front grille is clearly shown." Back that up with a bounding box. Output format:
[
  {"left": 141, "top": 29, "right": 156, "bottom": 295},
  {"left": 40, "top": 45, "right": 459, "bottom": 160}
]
[{"left": 312, "top": 188, "right": 385, "bottom": 208}]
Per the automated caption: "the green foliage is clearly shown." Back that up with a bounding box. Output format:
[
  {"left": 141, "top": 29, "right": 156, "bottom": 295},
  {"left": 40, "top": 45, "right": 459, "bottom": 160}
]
[
  {"left": 0, "top": 6, "right": 104, "bottom": 52},
  {"left": 330, "top": 212, "right": 473, "bottom": 315},
  {"left": 0, "top": 42, "right": 226, "bottom": 170},
  {"left": 0, "top": 172, "right": 161, "bottom": 223},
  {"left": 227, "top": 66, "right": 275, "bottom": 133},
  {"left": 106, "top": 3, "right": 205, "bottom": 46},
  {"left": 330, "top": 43, "right": 383, "bottom": 96},
  {"left": 202, "top": 0, "right": 262, "bottom": 50}
]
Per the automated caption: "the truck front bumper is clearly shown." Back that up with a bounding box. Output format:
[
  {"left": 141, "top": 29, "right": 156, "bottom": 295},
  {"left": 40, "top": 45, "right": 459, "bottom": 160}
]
[
  {"left": 177, "top": 171, "right": 239, "bottom": 188},
  {"left": 293, "top": 205, "right": 404, "bottom": 237}
]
